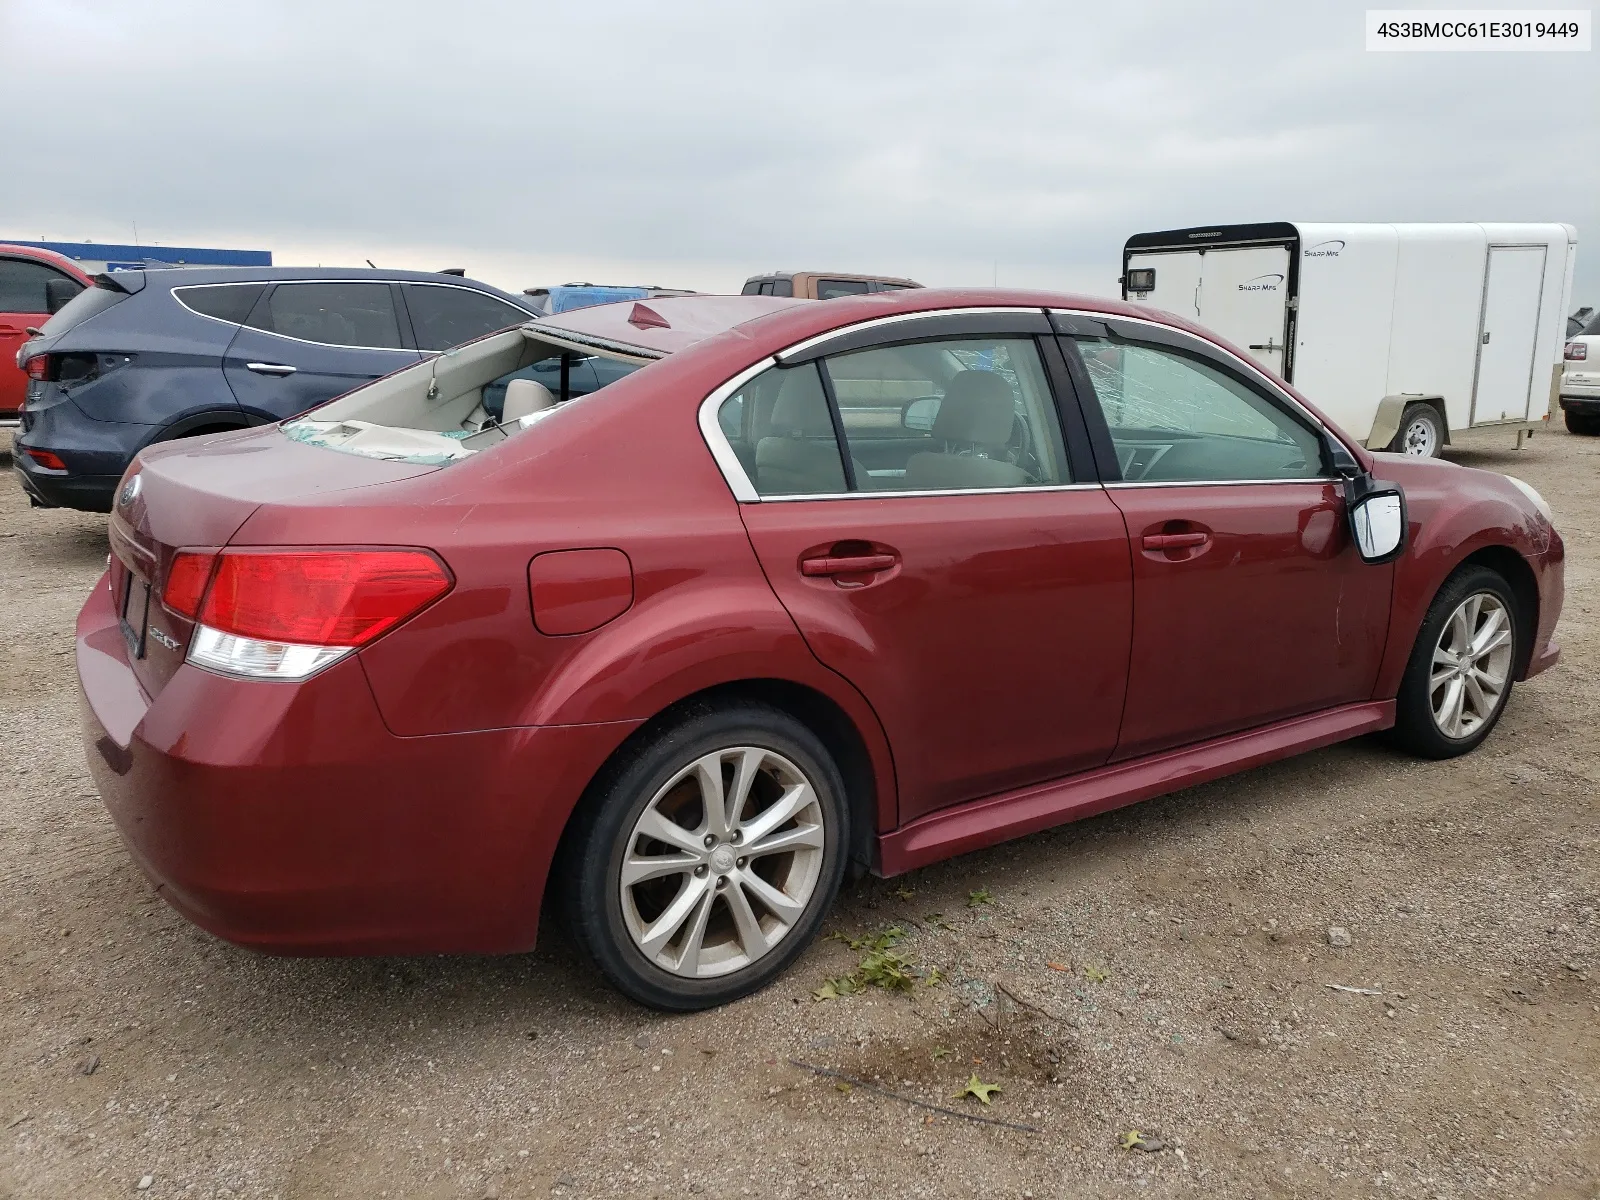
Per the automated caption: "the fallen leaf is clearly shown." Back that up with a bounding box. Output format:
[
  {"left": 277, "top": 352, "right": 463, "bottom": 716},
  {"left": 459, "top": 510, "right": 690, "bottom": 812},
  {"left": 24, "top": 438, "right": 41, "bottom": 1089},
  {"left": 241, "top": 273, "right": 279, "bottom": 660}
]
[
  {"left": 931, "top": 1046, "right": 952, "bottom": 1062},
  {"left": 959, "top": 1074, "right": 1002, "bottom": 1105},
  {"left": 1120, "top": 1129, "right": 1147, "bottom": 1151},
  {"left": 813, "top": 981, "right": 840, "bottom": 1002},
  {"left": 892, "top": 886, "right": 915, "bottom": 900},
  {"left": 1045, "top": 961, "right": 1071, "bottom": 972},
  {"left": 968, "top": 889, "right": 994, "bottom": 908},
  {"left": 835, "top": 1082, "right": 852, "bottom": 1094}
]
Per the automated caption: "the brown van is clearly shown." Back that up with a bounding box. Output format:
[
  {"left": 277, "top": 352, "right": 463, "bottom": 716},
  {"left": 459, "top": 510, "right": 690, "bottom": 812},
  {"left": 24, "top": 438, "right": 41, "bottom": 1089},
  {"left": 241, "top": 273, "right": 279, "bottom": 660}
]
[{"left": 740, "top": 271, "right": 921, "bottom": 300}]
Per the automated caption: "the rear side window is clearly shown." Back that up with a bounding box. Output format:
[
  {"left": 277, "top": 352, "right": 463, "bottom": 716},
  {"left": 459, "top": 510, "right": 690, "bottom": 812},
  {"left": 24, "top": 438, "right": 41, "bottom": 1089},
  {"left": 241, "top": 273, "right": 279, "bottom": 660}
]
[
  {"left": 718, "top": 363, "right": 847, "bottom": 497},
  {"left": 39, "top": 280, "right": 128, "bottom": 336},
  {"left": 741, "top": 281, "right": 764, "bottom": 296},
  {"left": 0, "top": 258, "right": 74, "bottom": 313},
  {"left": 247, "top": 282, "right": 403, "bottom": 349},
  {"left": 816, "top": 279, "right": 869, "bottom": 300},
  {"left": 770, "top": 278, "right": 794, "bottom": 298},
  {"left": 403, "top": 284, "right": 529, "bottom": 351},
  {"left": 173, "top": 283, "right": 265, "bottom": 325}
]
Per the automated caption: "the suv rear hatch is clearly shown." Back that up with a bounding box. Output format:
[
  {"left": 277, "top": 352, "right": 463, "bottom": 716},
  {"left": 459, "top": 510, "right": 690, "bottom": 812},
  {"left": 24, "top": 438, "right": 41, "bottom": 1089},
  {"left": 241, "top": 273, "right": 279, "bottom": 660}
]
[{"left": 107, "top": 425, "right": 439, "bottom": 700}]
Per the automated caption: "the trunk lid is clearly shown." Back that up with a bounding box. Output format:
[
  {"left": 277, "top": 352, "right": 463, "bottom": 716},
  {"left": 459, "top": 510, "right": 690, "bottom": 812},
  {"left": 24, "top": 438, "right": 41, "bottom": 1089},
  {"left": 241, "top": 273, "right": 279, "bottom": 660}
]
[{"left": 108, "top": 426, "right": 440, "bottom": 698}]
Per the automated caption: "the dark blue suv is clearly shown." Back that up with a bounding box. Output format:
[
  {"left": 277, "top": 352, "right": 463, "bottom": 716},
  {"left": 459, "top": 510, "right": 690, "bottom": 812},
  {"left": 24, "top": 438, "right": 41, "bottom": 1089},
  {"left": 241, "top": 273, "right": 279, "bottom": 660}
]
[{"left": 15, "top": 267, "right": 539, "bottom": 511}]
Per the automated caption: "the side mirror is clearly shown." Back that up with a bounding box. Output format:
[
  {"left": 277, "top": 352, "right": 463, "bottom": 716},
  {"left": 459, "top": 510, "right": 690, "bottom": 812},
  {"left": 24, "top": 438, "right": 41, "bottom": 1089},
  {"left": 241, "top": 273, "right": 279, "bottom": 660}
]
[
  {"left": 45, "top": 277, "right": 82, "bottom": 315},
  {"left": 903, "top": 396, "right": 940, "bottom": 432},
  {"left": 1346, "top": 474, "right": 1407, "bottom": 564}
]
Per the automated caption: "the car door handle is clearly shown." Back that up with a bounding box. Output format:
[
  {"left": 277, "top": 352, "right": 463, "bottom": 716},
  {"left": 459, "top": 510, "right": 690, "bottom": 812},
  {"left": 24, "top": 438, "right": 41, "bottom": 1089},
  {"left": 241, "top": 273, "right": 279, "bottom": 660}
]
[
  {"left": 1142, "top": 532, "right": 1208, "bottom": 550},
  {"left": 245, "top": 362, "right": 297, "bottom": 376},
  {"left": 800, "top": 553, "right": 897, "bottom": 577}
]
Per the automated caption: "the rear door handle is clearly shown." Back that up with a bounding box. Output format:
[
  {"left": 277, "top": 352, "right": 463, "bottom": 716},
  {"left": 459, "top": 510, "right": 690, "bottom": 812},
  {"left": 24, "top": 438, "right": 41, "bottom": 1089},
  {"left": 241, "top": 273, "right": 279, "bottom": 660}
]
[
  {"left": 800, "top": 553, "right": 897, "bottom": 577},
  {"left": 1142, "top": 532, "right": 1208, "bottom": 550},
  {"left": 245, "top": 362, "right": 297, "bottom": 376}
]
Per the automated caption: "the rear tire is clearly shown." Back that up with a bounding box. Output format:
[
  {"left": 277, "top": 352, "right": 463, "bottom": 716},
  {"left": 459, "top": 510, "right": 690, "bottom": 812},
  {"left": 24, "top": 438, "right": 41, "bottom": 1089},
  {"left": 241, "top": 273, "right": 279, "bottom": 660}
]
[
  {"left": 1564, "top": 410, "right": 1599, "bottom": 435},
  {"left": 561, "top": 703, "right": 849, "bottom": 1011},
  {"left": 1390, "top": 402, "right": 1445, "bottom": 458},
  {"left": 1388, "top": 565, "right": 1519, "bottom": 759}
]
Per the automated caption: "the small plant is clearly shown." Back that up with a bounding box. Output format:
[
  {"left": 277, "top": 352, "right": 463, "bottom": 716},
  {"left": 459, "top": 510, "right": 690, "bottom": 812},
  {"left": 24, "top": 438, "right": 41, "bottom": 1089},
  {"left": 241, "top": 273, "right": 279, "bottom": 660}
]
[
  {"left": 967, "top": 888, "right": 994, "bottom": 907},
  {"left": 814, "top": 926, "right": 937, "bottom": 998}
]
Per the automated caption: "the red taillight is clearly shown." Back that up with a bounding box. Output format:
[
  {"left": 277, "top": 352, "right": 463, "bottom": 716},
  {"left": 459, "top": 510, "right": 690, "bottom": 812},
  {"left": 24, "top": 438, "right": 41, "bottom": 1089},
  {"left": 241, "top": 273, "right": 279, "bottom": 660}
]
[
  {"left": 24, "top": 355, "right": 52, "bottom": 382},
  {"left": 195, "top": 549, "right": 452, "bottom": 647},
  {"left": 1568, "top": 342, "right": 1589, "bottom": 361},
  {"left": 162, "top": 550, "right": 219, "bottom": 620},
  {"left": 24, "top": 448, "right": 67, "bottom": 471}
]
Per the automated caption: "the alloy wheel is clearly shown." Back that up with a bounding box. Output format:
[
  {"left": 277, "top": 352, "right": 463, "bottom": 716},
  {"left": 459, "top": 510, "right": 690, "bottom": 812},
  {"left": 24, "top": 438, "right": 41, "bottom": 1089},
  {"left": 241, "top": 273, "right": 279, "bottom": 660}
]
[
  {"left": 1430, "top": 592, "right": 1514, "bottom": 739},
  {"left": 619, "top": 746, "right": 826, "bottom": 978}
]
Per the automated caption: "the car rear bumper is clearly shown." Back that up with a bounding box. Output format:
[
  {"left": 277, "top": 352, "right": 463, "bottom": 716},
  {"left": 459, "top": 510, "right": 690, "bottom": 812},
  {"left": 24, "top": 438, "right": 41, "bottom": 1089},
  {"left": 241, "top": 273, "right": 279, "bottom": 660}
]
[
  {"left": 13, "top": 455, "right": 119, "bottom": 511},
  {"left": 77, "top": 571, "right": 637, "bottom": 955}
]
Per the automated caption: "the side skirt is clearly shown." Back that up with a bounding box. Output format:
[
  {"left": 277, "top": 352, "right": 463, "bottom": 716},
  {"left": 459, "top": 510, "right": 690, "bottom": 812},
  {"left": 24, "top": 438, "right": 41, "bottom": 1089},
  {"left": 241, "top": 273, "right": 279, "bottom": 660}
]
[{"left": 876, "top": 700, "right": 1395, "bottom": 876}]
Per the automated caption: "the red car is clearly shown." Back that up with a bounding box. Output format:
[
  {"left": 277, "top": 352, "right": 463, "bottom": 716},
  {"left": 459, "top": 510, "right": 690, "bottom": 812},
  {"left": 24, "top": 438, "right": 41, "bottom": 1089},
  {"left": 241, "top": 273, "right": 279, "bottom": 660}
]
[
  {"left": 79, "top": 289, "right": 1563, "bottom": 1010},
  {"left": 1, "top": 244, "right": 91, "bottom": 419}
]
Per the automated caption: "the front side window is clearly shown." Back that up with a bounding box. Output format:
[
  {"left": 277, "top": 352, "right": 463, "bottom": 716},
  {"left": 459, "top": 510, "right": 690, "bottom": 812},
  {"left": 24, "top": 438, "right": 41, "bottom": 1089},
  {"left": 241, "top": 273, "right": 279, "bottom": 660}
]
[
  {"left": 815, "top": 278, "right": 870, "bottom": 300},
  {"left": 0, "top": 258, "right": 74, "bottom": 314},
  {"left": 247, "top": 282, "right": 403, "bottom": 349},
  {"left": 404, "top": 284, "right": 528, "bottom": 351},
  {"left": 1072, "top": 337, "right": 1322, "bottom": 483}
]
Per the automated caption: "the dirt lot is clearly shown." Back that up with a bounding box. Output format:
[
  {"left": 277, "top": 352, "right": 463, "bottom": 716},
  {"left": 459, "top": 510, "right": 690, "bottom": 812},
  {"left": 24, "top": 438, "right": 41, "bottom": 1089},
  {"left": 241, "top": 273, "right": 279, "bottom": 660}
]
[{"left": 1, "top": 424, "right": 1596, "bottom": 1200}]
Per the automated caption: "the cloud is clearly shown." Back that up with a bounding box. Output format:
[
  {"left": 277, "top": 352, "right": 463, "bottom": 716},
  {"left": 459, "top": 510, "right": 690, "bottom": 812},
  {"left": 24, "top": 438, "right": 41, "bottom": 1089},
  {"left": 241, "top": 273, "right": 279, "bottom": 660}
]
[{"left": 1, "top": 0, "right": 1594, "bottom": 301}]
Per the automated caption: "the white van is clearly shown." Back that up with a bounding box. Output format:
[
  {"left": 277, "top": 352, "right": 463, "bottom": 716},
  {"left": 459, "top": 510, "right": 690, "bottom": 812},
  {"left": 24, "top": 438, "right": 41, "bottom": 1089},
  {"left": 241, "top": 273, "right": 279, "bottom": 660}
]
[{"left": 1121, "top": 222, "right": 1579, "bottom": 456}]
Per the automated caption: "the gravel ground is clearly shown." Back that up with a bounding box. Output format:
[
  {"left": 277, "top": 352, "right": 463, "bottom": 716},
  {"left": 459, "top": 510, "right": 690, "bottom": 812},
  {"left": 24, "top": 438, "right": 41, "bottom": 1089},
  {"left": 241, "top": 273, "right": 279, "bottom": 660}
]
[{"left": 1, "top": 424, "right": 1596, "bottom": 1200}]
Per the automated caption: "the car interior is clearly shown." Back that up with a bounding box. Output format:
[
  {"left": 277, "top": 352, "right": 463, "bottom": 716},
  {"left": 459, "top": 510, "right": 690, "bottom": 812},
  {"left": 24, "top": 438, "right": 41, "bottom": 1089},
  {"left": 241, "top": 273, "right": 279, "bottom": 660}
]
[{"left": 281, "top": 328, "right": 651, "bottom": 464}]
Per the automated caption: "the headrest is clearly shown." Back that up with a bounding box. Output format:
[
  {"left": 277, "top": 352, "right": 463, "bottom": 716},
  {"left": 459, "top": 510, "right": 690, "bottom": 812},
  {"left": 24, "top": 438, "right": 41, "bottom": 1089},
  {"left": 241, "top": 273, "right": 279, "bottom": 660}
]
[
  {"left": 769, "top": 367, "right": 835, "bottom": 436},
  {"left": 931, "top": 370, "right": 1016, "bottom": 447},
  {"left": 502, "top": 378, "right": 555, "bottom": 422}
]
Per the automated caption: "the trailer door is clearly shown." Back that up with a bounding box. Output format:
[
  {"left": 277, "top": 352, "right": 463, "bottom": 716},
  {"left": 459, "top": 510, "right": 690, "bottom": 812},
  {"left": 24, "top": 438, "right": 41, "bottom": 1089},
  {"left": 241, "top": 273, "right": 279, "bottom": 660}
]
[
  {"left": 1126, "top": 251, "right": 1202, "bottom": 320},
  {"left": 1472, "top": 245, "right": 1548, "bottom": 423},
  {"left": 1194, "top": 246, "right": 1293, "bottom": 379}
]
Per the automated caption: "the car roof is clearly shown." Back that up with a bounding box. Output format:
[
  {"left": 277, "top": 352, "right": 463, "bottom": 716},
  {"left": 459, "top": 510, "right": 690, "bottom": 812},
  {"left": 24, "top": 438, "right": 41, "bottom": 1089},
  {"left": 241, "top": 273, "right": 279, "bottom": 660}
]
[
  {"left": 121, "top": 265, "right": 534, "bottom": 307},
  {"left": 536, "top": 294, "right": 808, "bottom": 358}
]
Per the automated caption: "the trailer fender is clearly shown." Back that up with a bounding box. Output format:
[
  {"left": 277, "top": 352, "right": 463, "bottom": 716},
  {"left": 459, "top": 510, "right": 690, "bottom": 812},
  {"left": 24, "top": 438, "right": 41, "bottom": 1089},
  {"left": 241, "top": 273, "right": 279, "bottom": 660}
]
[{"left": 1367, "top": 394, "right": 1448, "bottom": 451}]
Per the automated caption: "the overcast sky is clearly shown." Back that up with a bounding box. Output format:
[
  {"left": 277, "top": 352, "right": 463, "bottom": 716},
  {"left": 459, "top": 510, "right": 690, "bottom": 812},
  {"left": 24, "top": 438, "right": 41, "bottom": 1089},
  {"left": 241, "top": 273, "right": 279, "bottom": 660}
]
[{"left": 2, "top": 0, "right": 1596, "bottom": 304}]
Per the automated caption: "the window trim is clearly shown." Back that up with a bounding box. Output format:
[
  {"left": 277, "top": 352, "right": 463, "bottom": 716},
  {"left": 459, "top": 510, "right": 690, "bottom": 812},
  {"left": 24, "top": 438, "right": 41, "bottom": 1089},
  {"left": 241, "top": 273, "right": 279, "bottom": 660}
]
[{"left": 698, "top": 305, "right": 1356, "bottom": 503}]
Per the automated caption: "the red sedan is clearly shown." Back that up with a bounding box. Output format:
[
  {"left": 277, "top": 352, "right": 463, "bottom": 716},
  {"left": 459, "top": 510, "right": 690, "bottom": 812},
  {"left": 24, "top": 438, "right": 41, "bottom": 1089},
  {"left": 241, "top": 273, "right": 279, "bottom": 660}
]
[{"left": 78, "top": 289, "right": 1563, "bottom": 1009}]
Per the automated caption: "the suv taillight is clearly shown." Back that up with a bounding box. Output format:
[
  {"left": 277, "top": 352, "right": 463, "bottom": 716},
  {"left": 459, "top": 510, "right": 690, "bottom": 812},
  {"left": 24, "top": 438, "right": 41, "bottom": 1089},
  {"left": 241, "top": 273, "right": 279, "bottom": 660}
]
[
  {"left": 1568, "top": 342, "right": 1589, "bottom": 361},
  {"left": 24, "top": 355, "right": 52, "bottom": 382},
  {"left": 169, "top": 548, "right": 452, "bottom": 680}
]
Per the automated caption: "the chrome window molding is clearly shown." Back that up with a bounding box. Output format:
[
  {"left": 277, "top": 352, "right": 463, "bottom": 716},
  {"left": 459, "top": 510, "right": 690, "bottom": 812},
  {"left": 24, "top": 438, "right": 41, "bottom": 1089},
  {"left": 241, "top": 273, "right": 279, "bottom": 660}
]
[
  {"left": 173, "top": 279, "right": 537, "bottom": 353},
  {"left": 774, "top": 306, "right": 1048, "bottom": 364},
  {"left": 697, "top": 357, "right": 773, "bottom": 503},
  {"left": 696, "top": 303, "right": 1358, "bottom": 505},
  {"left": 1106, "top": 477, "right": 1340, "bottom": 489}
]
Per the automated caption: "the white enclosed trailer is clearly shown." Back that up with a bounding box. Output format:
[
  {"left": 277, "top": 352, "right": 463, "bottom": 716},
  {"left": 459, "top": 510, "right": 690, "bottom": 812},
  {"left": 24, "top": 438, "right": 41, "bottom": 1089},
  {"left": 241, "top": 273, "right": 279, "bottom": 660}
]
[{"left": 1121, "top": 222, "right": 1578, "bottom": 456}]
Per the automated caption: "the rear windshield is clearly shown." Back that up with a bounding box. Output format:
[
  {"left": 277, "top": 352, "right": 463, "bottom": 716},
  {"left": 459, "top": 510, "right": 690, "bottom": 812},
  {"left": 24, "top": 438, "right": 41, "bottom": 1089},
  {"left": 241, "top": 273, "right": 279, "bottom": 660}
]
[
  {"left": 1584, "top": 313, "right": 1600, "bottom": 337},
  {"left": 40, "top": 280, "right": 130, "bottom": 337}
]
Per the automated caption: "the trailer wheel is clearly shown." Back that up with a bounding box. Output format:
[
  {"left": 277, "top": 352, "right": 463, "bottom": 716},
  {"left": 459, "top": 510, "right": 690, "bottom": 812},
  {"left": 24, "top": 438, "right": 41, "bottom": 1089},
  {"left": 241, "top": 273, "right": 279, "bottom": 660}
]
[
  {"left": 1391, "top": 402, "right": 1444, "bottom": 458},
  {"left": 1564, "top": 411, "right": 1600, "bottom": 436}
]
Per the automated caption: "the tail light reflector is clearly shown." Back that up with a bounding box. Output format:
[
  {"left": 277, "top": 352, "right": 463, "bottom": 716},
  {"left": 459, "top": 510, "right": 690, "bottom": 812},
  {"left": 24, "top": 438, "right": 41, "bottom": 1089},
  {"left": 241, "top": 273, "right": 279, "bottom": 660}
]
[
  {"left": 24, "top": 355, "right": 52, "bottom": 382},
  {"left": 24, "top": 448, "right": 67, "bottom": 471},
  {"left": 178, "top": 548, "right": 452, "bottom": 680},
  {"left": 1568, "top": 342, "right": 1588, "bottom": 361},
  {"left": 162, "top": 550, "right": 219, "bottom": 620}
]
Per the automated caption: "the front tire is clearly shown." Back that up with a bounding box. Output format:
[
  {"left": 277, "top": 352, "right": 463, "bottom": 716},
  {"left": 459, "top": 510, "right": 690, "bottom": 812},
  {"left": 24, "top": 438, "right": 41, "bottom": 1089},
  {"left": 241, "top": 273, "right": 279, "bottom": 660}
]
[
  {"left": 1389, "top": 565, "right": 1519, "bottom": 759},
  {"left": 562, "top": 703, "right": 849, "bottom": 1010}
]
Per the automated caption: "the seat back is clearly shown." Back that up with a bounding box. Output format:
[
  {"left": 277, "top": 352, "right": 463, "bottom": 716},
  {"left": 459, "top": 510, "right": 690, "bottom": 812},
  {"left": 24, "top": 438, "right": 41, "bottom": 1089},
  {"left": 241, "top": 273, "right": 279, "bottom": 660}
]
[
  {"left": 502, "top": 378, "right": 555, "bottom": 423},
  {"left": 903, "top": 370, "right": 1028, "bottom": 490},
  {"left": 754, "top": 369, "right": 847, "bottom": 495}
]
